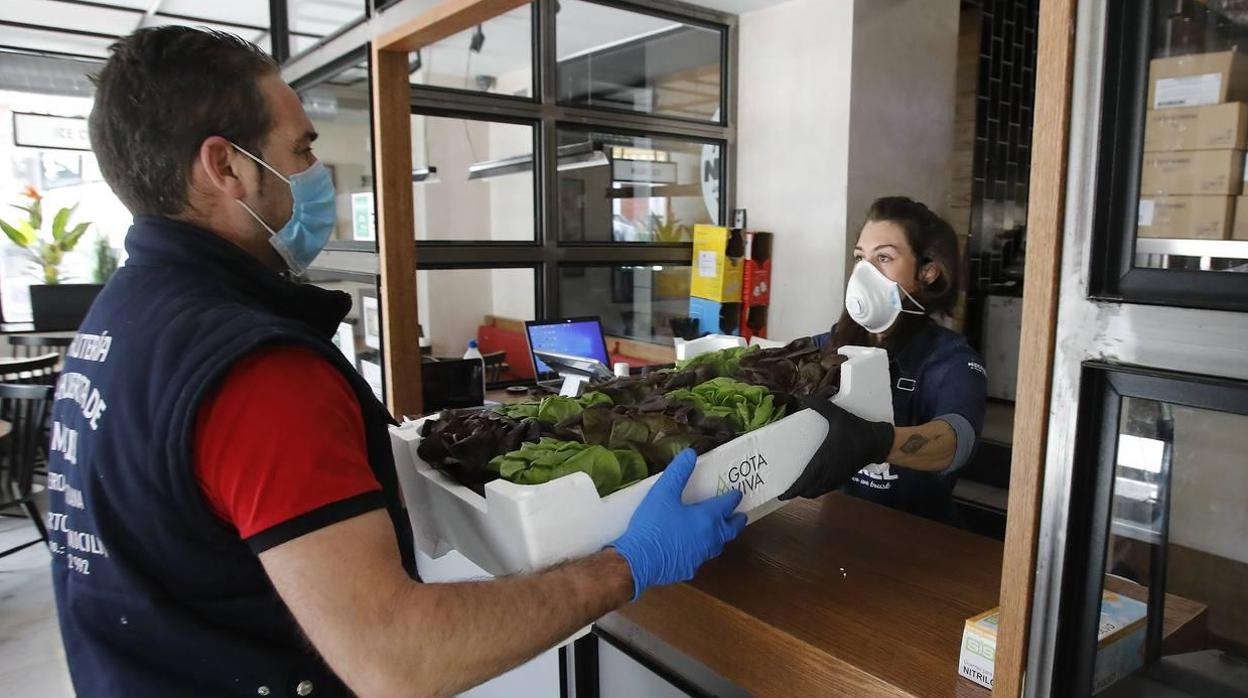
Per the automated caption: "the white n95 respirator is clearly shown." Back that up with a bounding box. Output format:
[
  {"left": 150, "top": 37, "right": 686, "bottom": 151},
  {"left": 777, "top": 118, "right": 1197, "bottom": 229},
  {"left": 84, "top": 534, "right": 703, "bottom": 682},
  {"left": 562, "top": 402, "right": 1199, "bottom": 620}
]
[{"left": 843, "top": 260, "right": 925, "bottom": 334}]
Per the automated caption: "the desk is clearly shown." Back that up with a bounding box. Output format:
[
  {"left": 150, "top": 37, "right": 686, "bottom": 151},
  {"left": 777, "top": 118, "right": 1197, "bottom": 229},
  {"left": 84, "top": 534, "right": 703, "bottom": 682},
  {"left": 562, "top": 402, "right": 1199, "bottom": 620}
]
[
  {"left": 593, "top": 494, "right": 1211, "bottom": 697},
  {"left": 599, "top": 494, "right": 1001, "bottom": 697}
]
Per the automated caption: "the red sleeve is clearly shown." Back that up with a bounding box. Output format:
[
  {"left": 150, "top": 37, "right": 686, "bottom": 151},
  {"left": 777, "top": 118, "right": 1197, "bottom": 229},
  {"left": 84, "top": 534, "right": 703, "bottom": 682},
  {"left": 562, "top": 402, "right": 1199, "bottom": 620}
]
[{"left": 194, "top": 344, "right": 383, "bottom": 552}]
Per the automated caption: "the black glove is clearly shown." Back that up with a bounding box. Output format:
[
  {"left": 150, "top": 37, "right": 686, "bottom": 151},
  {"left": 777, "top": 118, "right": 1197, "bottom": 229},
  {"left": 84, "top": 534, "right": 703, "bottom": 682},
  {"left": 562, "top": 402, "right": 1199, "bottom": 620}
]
[{"left": 778, "top": 398, "right": 894, "bottom": 501}]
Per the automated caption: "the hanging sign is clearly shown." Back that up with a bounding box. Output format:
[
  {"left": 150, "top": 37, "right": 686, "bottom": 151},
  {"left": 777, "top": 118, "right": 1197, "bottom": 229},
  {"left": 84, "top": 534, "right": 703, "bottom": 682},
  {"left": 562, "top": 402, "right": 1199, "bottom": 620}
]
[{"left": 13, "top": 113, "right": 91, "bottom": 151}]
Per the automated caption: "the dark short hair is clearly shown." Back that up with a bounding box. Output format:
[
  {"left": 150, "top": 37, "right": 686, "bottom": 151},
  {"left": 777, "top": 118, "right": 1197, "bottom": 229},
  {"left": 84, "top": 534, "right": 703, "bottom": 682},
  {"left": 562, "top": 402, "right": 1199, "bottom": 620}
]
[
  {"left": 863, "top": 196, "right": 961, "bottom": 315},
  {"left": 89, "top": 27, "right": 278, "bottom": 217}
]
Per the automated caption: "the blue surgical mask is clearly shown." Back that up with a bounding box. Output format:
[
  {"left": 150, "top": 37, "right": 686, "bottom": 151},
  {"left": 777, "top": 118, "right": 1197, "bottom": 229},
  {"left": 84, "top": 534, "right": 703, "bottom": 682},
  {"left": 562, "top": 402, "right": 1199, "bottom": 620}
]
[{"left": 231, "top": 142, "right": 336, "bottom": 274}]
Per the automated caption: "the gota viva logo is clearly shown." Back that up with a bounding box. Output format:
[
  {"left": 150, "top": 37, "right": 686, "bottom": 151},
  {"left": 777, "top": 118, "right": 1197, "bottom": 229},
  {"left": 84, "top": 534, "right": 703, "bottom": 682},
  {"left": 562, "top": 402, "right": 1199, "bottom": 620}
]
[{"left": 715, "top": 453, "right": 768, "bottom": 496}]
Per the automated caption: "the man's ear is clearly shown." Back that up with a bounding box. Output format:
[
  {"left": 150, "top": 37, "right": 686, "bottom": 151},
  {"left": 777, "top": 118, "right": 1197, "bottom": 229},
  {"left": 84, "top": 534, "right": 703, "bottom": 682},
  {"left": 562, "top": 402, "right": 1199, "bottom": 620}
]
[{"left": 195, "top": 136, "right": 250, "bottom": 199}]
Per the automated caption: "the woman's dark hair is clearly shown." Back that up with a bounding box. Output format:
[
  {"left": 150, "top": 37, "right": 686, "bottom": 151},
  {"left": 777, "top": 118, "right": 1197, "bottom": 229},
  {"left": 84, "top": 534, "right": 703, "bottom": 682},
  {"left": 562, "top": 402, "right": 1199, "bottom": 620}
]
[
  {"left": 830, "top": 196, "right": 963, "bottom": 352},
  {"left": 89, "top": 27, "right": 278, "bottom": 217}
]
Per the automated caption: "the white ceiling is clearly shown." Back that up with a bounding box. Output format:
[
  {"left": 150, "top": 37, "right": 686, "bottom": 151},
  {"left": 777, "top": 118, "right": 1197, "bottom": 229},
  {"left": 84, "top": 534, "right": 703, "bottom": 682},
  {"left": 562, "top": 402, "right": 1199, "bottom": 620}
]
[
  {"left": 686, "top": 0, "right": 790, "bottom": 13},
  {"left": 0, "top": 0, "right": 354, "bottom": 60},
  {"left": 1, "top": 0, "right": 793, "bottom": 92}
]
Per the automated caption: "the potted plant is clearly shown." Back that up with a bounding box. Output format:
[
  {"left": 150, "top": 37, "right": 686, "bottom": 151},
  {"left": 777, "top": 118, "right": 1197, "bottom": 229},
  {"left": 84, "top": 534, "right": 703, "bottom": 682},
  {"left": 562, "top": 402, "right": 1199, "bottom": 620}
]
[
  {"left": 1, "top": 186, "right": 101, "bottom": 330},
  {"left": 92, "top": 234, "right": 119, "bottom": 284}
]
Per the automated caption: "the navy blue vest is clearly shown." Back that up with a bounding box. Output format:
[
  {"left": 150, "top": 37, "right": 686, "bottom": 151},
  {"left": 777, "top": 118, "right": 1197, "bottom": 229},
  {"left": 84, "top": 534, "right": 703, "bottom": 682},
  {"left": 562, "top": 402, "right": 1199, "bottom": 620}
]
[
  {"left": 843, "top": 323, "right": 973, "bottom": 521},
  {"left": 814, "top": 322, "right": 986, "bottom": 522},
  {"left": 47, "top": 217, "right": 411, "bottom": 697}
]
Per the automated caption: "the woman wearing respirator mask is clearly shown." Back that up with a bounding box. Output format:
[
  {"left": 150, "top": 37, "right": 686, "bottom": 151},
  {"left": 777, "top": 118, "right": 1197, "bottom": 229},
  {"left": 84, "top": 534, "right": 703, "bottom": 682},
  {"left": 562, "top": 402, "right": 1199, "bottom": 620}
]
[{"left": 779, "top": 197, "right": 987, "bottom": 525}]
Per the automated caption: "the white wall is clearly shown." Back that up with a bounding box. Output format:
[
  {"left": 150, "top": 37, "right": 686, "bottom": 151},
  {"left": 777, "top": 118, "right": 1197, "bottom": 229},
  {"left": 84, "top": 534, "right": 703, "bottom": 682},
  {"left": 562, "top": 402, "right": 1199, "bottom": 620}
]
[
  {"left": 737, "top": 0, "right": 855, "bottom": 341},
  {"left": 846, "top": 0, "right": 959, "bottom": 249},
  {"left": 736, "top": 0, "right": 959, "bottom": 341}
]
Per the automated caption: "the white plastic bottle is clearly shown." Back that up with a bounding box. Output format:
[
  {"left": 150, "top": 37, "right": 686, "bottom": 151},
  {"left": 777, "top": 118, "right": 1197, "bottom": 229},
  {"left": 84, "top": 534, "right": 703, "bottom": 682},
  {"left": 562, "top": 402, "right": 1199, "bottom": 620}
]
[{"left": 463, "top": 339, "right": 486, "bottom": 396}]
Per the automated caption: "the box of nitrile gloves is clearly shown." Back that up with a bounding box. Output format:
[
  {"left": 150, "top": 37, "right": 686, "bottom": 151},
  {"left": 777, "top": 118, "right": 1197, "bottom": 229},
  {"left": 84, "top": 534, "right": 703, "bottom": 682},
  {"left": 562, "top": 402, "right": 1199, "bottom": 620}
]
[{"left": 959, "top": 591, "right": 1147, "bottom": 693}]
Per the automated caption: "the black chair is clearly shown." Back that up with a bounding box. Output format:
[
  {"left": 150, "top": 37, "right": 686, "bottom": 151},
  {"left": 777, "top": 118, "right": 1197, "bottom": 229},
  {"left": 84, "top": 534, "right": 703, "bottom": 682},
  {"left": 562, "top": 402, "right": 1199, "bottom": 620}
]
[
  {"left": 432, "top": 350, "right": 509, "bottom": 385},
  {"left": 0, "top": 353, "right": 61, "bottom": 386},
  {"left": 9, "top": 334, "right": 73, "bottom": 359},
  {"left": 0, "top": 383, "right": 53, "bottom": 558},
  {"left": 421, "top": 358, "right": 485, "bottom": 412},
  {"left": 0, "top": 354, "right": 61, "bottom": 473}
]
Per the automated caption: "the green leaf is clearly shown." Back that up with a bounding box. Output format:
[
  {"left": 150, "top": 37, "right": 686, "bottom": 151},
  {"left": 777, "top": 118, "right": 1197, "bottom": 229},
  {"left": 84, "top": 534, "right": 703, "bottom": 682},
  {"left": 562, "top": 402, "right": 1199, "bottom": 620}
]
[
  {"left": 560, "top": 445, "right": 621, "bottom": 496},
  {"left": 608, "top": 417, "right": 649, "bottom": 450},
  {"left": 646, "top": 434, "right": 698, "bottom": 467},
  {"left": 494, "top": 401, "right": 540, "bottom": 420},
  {"left": 578, "top": 391, "right": 613, "bottom": 408},
  {"left": 580, "top": 406, "right": 614, "bottom": 445},
  {"left": 29, "top": 198, "right": 42, "bottom": 231},
  {"left": 51, "top": 204, "right": 75, "bottom": 240},
  {"left": 535, "top": 396, "right": 583, "bottom": 425},
  {"left": 62, "top": 222, "right": 90, "bottom": 251},
  {"left": 614, "top": 449, "right": 649, "bottom": 485},
  {"left": 675, "top": 345, "right": 758, "bottom": 377},
  {"left": 0, "top": 219, "right": 28, "bottom": 247},
  {"left": 17, "top": 220, "right": 38, "bottom": 246}
]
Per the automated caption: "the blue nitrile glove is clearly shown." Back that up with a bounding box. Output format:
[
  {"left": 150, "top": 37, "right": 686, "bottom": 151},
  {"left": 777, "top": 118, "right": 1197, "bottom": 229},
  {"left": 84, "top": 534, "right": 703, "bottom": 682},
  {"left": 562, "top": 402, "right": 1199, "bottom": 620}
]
[{"left": 609, "top": 448, "right": 748, "bottom": 601}]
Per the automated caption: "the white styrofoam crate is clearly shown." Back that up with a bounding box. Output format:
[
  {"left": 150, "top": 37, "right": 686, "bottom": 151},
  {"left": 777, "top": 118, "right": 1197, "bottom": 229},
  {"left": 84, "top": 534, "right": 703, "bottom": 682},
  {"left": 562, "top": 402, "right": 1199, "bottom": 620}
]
[
  {"left": 391, "top": 345, "right": 892, "bottom": 577},
  {"left": 673, "top": 333, "right": 747, "bottom": 361}
]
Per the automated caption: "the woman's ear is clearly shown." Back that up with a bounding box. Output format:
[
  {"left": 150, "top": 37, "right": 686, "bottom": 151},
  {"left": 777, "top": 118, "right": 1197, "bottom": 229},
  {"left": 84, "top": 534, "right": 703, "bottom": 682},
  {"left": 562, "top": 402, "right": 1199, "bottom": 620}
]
[{"left": 920, "top": 262, "right": 939, "bottom": 286}]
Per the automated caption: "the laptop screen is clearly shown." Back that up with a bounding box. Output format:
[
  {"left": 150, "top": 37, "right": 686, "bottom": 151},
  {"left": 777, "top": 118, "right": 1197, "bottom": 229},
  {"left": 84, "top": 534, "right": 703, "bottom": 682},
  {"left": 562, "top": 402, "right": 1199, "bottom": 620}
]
[{"left": 525, "top": 318, "right": 610, "bottom": 377}]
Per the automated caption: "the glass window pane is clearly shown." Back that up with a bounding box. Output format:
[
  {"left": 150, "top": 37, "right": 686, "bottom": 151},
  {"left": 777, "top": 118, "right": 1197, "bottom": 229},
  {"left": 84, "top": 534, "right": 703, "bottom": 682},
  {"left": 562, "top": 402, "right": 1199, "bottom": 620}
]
[
  {"left": 556, "top": 129, "right": 718, "bottom": 243},
  {"left": 408, "top": 4, "right": 533, "bottom": 98},
  {"left": 1135, "top": 4, "right": 1248, "bottom": 274},
  {"left": 299, "top": 58, "right": 373, "bottom": 245},
  {"left": 557, "top": 0, "right": 723, "bottom": 122},
  {"left": 417, "top": 267, "right": 536, "bottom": 383},
  {"left": 0, "top": 81, "right": 131, "bottom": 325},
  {"left": 303, "top": 269, "right": 385, "bottom": 401},
  {"left": 287, "top": 0, "right": 365, "bottom": 57},
  {"left": 558, "top": 264, "right": 690, "bottom": 347},
  {"left": 1095, "top": 396, "right": 1248, "bottom": 694},
  {"left": 411, "top": 114, "right": 535, "bottom": 242}
]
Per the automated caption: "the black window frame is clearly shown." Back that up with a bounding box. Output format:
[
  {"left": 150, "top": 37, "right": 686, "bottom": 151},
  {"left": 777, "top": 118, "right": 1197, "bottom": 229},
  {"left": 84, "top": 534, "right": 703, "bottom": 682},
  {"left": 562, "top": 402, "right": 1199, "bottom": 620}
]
[
  {"left": 1051, "top": 360, "right": 1248, "bottom": 696},
  {"left": 273, "top": 0, "right": 370, "bottom": 66},
  {"left": 1089, "top": 0, "right": 1248, "bottom": 311},
  {"left": 287, "top": 0, "right": 736, "bottom": 334}
]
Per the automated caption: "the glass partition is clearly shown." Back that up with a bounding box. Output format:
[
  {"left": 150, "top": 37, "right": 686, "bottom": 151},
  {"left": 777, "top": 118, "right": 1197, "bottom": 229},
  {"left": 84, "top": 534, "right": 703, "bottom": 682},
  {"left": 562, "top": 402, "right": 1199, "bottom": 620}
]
[
  {"left": 299, "top": 57, "right": 374, "bottom": 246},
  {"left": 555, "top": 128, "right": 720, "bottom": 243},
  {"left": 411, "top": 114, "right": 536, "bottom": 242},
  {"left": 557, "top": 0, "right": 723, "bottom": 122},
  {"left": 557, "top": 264, "right": 690, "bottom": 345}
]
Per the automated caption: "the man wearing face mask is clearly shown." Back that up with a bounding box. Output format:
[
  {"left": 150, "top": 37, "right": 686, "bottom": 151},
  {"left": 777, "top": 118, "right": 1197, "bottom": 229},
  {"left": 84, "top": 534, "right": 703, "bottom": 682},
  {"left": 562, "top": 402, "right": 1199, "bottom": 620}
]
[
  {"left": 48, "top": 27, "right": 747, "bottom": 697},
  {"left": 779, "top": 197, "right": 988, "bottom": 525}
]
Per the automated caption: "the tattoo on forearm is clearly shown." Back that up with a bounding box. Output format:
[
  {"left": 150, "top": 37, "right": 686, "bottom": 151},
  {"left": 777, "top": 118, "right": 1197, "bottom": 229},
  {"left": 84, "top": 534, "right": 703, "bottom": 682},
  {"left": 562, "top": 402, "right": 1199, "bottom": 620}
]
[{"left": 900, "top": 433, "right": 941, "bottom": 455}]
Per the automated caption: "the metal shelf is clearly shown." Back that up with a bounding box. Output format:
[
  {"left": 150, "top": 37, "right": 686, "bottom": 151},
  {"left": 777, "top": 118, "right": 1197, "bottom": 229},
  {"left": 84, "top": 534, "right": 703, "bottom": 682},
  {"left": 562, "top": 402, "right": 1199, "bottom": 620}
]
[{"left": 1135, "top": 237, "right": 1248, "bottom": 260}]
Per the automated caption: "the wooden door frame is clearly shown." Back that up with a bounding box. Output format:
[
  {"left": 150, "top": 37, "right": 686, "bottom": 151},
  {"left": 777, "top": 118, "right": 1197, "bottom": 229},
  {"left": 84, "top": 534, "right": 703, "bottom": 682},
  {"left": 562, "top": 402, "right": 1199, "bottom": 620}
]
[
  {"left": 993, "top": 0, "right": 1078, "bottom": 695},
  {"left": 371, "top": 0, "right": 535, "bottom": 417},
  {"left": 371, "top": 0, "right": 1077, "bottom": 692}
]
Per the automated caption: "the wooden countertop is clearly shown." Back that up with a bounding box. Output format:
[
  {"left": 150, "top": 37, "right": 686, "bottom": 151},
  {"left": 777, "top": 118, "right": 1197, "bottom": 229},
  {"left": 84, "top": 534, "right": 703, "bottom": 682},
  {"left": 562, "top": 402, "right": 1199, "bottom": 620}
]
[{"left": 600, "top": 493, "right": 1003, "bottom": 697}]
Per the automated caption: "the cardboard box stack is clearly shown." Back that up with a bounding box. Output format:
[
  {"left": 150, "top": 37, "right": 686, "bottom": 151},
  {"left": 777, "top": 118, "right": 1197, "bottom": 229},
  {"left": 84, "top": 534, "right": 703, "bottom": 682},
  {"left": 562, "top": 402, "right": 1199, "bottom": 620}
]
[
  {"left": 739, "top": 231, "right": 773, "bottom": 341},
  {"left": 1139, "top": 50, "right": 1248, "bottom": 240},
  {"left": 689, "top": 225, "right": 744, "bottom": 336}
]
